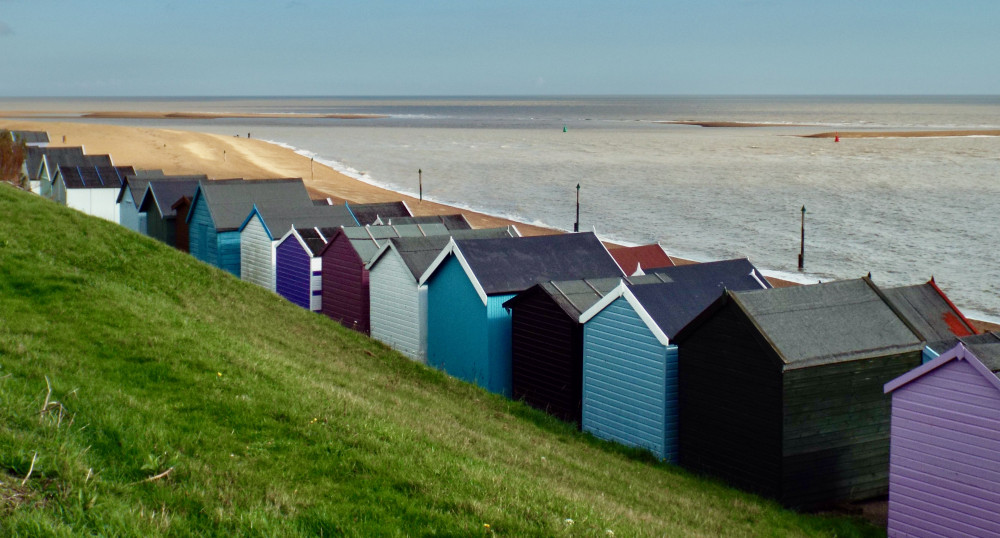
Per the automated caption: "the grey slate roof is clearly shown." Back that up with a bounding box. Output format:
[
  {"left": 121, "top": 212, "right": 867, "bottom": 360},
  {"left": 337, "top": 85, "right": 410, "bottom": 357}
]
[
  {"left": 959, "top": 332, "right": 1000, "bottom": 374},
  {"left": 729, "top": 278, "right": 925, "bottom": 369},
  {"left": 253, "top": 202, "right": 358, "bottom": 239},
  {"left": 293, "top": 227, "right": 342, "bottom": 256},
  {"left": 627, "top": 258, "right": 771, "bottom": 337},
  {"left": 139, "top": 178, "right": 205, "bottom": 218},
  {"left": 453, "top": 232, "right": 624, "bottom": 296},
  {"left": 881, "top": 281, "right": 977, "bottom": 342},
  {"left": 10, "top": 131, "right": 49, "bottom": 144},
  {"left": 339, "top": 223, "right": 450, "bottom": 262},
  {"left": 57, "top": 165, "right": 136, "bottom": 189},
  {"left": 192, "top": 179, "right": 312, "bottom": 232},
  {"left": 117, "top": 171, "right": 190, "bottom": 204},
  {"left": 25, "top": 147, "right": 86, "bottom": 178},
  {"left": 382, "top": 214, "right": 472, "bottom": 230},
  {"left": 347, "top": 201, "right": 412, "bottom": 225},
  {"left": 518, "top": 258, "right": 770, "bottom": 331},
  {"left": 386, "top": 227, "right": 519, "bottom": 279}
]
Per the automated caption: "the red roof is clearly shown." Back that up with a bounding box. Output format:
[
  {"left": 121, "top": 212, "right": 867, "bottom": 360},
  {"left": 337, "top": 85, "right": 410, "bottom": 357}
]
[{"left": 608, "top": 244, "right": 674, "bottom": 275}]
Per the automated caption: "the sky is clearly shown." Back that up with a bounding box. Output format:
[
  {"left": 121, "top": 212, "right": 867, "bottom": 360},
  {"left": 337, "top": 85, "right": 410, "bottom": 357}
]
[{"left": 1, "top": 0, "right": 998, "bottom": 96}]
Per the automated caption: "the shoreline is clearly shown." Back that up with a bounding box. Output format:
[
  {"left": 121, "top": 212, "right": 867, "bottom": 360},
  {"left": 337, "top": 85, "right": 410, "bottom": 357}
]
[
  {"left": 657, "top": 121, "right": 812, "bottom": 128},
  {"left": 0, "top": 111, "right": 386, "bottom": 120},
  {"left": 4, "top": 118, "right": 997, "bottom": 330}
]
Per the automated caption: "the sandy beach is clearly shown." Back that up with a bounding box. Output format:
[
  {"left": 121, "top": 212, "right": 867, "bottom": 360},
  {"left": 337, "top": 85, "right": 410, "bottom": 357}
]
[
  {"left": 5, "top": 118, "right": 997, "bottom": 331},
  {"left": 1, "top": 120, "right": 555, "bottom": 236}
]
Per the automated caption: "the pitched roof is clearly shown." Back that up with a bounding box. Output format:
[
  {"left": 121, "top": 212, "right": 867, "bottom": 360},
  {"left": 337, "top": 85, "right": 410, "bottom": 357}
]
[
  {"left": 626, "top": 259, "right": 771, "bottom": 338},
  {"left": 290, "top": 227, "right": 343, "bottom": 256},
  {"left": 381, "top": 214, "right": 472, "bottom": 230},
  {"left": 57, "top": 165, "right": 136, "bottom": 189},
  {"left": 375, "top": 227, "right": 519, "bottom": 279},
  {"left": 10, "top": 130, "right": 49, "bottom": 144},
  {"left": 139, "top": 178, "right": 204, "bottom": 218},
  {"left": 245, "top": 202, "right": 359, "bottom": 239},
  {"left": 190, "top": 179, "right": 312, "bottom": 231},
  {"left": 885, "top": 336, "right": 1000, "bottom": 395},
  {"left": 724, "top": 278, "right": 925, "bottom": 369},
  {"left": 347, "top": 201, "right": 412, "bottom": 225},
  {"left": 25, "top": 147, "right": 85, "bottom": 178},
  {"left": 117, "top": 171, "right": 191, "bottom": 204},
  {"left": 608, "top": 244, "right": 674, "bottom": 275},
  {"left": 326, "top": 222, "right": 451, "bottom": 263},
  {"left": 881, "top": 280, "right": 977, "bottom": 342},
  {"left": 439, "top": 232, "right": 624, "bottom": 297}
]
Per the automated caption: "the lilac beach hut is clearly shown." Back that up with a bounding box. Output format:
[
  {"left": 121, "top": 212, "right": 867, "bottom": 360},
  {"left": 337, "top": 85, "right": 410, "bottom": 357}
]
[{"left": 883, "top": 334, "right": 1000, "bottom": 537}]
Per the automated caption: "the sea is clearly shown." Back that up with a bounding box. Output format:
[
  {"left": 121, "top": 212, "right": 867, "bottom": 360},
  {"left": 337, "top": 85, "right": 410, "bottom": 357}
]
[{"left": 3, "top": 95, "right": 999, "bottom": 322}]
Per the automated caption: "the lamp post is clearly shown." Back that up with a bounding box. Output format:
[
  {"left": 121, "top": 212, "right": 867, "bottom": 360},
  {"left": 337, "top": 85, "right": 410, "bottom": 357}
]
[
  {"left": 574, "top": 183, "right": 580, "bottom": 232},
  {"left": 798, "top": 205, "right": 806, "bottom": 271}
]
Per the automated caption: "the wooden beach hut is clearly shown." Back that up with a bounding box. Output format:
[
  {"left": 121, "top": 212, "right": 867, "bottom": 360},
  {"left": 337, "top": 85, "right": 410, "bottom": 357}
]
[
  {"left": 883, "top": 334, "right": 1000, "bottom": 537},
  {"left": 366, "top": 226, "right": 520, "bottom": 362},
  {"left": 319, "top": 222, "right": 451, "bottom": 333},
  {"left": 116, "top": 170, "right": 166, "bottom": 233},
  {"left": 419, "top": 232, "right": 624, "bottom": 396},
  {"left": 574, "top": 259, "right": 770, "bottom": 459},
  {"left": 24, "top": 146, "right": 111, "bottom": 197},
  {"left": 52, "top": 165, "right": 135, "bottom": 222},
  {"left": 137, "top": 178, "right": 203, "bottom": 248},
  {"left": 674, "top": 277, "right": 926, "bottom": 508},
  {"left": 346, "top": 201, "right": 412, "bottom": 225},
  {"left": 503, "top": 259, "right": 769, "bottom": 430},
  {"left": 607, "top": 243, "right": 675, "bottom": 276},
  {"left": 239, "top": 202, "right": 357, "bottom": 292},
  {"left": 186, "top": 179, "right": 311, "bottom": 277},
  {"left": 274, "top": 226, "right": 341, "bottom": 311},
  {"left": 8, "top": 130, "right": 49, "bottom": 147}
]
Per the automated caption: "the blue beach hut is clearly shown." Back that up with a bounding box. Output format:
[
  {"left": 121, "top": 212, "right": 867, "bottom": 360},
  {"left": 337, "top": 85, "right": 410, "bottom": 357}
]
[
  {"left": 576, "top": 258, "right": 771, "bottom": 460},
  {"left": 186, "top": 179, "right": 311, "bottom": 277},
  {"left": 418, "top": 232, "right": 623, "bottom": 396}
]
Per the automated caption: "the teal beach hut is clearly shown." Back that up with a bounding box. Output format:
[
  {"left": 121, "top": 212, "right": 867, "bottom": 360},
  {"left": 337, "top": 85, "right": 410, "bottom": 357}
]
[
  {"left": 186, "top": 178, "right": 311, "bottom": 276},
  {"left": 419, "top": 232, "right": 623, "bottom": 396}
]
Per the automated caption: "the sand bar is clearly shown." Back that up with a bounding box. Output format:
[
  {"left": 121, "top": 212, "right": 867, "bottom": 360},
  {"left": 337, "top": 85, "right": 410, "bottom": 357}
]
[
  {"left": 4, "top": 119, "right": 996, "bottom": 331},
  {"left": 657, "top": 121, "right": 810, "bottom": 128},
  {"left": 802, "top": 130, "right": 1000, "bottom": 139}
]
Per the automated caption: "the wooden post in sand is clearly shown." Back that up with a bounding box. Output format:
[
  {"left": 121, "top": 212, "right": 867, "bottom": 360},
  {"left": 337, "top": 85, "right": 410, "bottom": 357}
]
[
  {"left": 418, "top": 169, "right": 423, "bottom": 201},
  {"left": 574, "top": 183, "right": 580, "bottom": 232},
  {"left": 798, "top": 205, "right": 806, "bottom": 270}
]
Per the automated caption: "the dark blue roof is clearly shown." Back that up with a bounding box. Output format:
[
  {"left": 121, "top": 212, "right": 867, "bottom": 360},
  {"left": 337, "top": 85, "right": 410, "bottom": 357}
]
[
  {"left": 630, "top": 258, "right": 771, "bottom": 338},
  {"left": 454, "top": 232, "right": 623, "bottom": 296}
]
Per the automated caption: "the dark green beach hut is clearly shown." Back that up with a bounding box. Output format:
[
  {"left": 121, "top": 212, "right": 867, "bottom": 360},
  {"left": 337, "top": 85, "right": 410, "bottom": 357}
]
[{"left": 674, "top": 277, "right": 925, "bottom": 508}]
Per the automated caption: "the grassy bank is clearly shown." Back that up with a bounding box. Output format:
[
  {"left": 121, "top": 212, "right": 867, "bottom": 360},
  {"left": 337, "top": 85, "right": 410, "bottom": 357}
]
[{"left": 0, "top": 185, "right": 881, "bottom": 536}]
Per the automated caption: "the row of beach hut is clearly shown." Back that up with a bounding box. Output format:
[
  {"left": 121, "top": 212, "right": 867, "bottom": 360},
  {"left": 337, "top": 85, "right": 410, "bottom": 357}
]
[{"left": 12, "top": 129, "right": 1000, "bottom": 533}]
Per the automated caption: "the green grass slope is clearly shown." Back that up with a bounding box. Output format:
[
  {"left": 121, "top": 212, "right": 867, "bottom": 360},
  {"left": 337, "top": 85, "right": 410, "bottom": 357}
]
[{"left": 0, "top": 185, "right": 881, "bottom": 536}]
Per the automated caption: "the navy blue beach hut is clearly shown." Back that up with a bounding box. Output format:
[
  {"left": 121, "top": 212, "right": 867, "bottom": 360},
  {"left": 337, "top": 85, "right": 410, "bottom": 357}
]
[
  {"left": 274, "top": 226, "right": 342, "bottom": 311},
  {"left": 186, "top": 179, "right": 312, "bottom": 277},
  {"left": 573, "top": 259, "right": 771, "bottom": 460},
  {"left": 419, "top": 232, "right": 623, "bottom": 396}
]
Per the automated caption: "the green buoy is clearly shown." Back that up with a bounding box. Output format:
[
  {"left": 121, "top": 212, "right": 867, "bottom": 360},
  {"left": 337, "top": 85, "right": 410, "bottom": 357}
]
[{"left": 563, "top": 124, "right": 567, "bottom": 132}]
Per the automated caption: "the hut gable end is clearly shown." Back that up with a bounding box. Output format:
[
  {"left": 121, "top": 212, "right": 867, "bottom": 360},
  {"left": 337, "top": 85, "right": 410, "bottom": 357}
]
[{"left": 884, "top": 344, "right": 1000, "bottom": 536}]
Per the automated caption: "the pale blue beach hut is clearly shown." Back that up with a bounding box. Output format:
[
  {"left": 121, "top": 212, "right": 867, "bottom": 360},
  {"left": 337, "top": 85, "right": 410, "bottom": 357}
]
[{"left": 576, "top": 258, "right": 771, "bottom": 460}]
